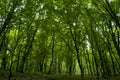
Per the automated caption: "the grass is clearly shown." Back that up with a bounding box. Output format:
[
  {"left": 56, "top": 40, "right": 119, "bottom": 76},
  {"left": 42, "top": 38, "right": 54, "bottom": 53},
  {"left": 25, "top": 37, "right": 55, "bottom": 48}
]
[{"left": 0, "top": 69, "right": 120, "bottom": 80}]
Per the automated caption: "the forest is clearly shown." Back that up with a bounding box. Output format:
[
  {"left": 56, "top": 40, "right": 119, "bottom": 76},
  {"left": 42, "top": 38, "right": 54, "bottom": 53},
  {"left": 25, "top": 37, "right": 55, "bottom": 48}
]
[{"left": 0, "top": 0, "right": 120, "bottom": 80}]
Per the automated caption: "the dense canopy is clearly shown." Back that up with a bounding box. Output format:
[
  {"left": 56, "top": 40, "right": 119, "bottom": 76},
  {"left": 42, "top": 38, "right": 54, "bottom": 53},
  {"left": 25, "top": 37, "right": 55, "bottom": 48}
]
[{"left": 0, "top": 0, "right": 120, "bottom": 80}]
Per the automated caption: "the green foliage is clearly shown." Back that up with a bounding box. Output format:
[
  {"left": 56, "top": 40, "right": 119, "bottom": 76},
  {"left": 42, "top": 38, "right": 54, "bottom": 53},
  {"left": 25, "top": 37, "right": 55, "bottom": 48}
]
[{"left": 0, "top": 0, "right": 120, "bottom": 80}]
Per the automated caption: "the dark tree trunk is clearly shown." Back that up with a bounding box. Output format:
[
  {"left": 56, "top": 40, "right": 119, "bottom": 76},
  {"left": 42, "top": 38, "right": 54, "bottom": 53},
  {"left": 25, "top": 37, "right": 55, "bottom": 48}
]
[{"left": 48, "top": 34, "right": 55, "bottom": 74}]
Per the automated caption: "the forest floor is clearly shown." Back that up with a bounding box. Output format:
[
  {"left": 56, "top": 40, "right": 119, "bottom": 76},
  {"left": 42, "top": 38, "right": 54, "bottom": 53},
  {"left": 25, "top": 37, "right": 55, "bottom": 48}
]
[{"left": 0, "top": 70, "right": 120, "bottom": 80}]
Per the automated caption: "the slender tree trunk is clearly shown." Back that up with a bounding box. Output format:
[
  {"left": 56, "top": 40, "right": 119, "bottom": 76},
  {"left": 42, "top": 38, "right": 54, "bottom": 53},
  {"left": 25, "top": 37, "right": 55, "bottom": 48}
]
[
  {"left": 40, "top": 61, "right": 44, "bottom": 72},
  {"left": 86, "top": 50, "right": 93, "bottom": 75},
  {"left": 8, "top": 52, "right": 14, "bottom": 80},
  {"left": 19, "top": 25, "right": 37, "bottom": 73},
  {"left": 48, "top": 34, "right": 55, "bottom": 74},
  {"left": 1, "top": 49, "right": 7, "bottom": 70},
  {"left": 69, "top": 26, "right": 84, "bottom": 77},
  {"left": 91, "top": 47, "right": 100, "bottom": 79},
  {"left": 58, "top": 60, "right": 61, "bottom": 74}
]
